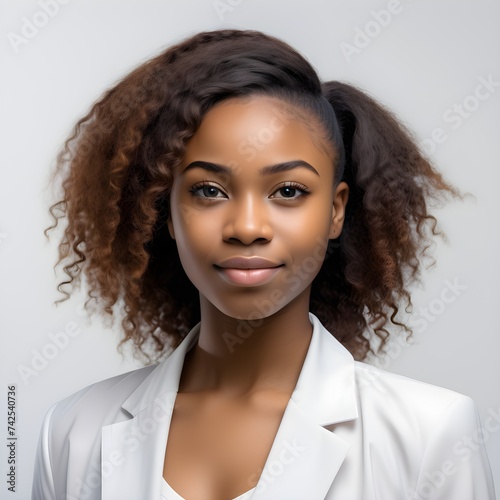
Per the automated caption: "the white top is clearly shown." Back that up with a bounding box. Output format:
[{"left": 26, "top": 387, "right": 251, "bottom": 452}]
[{"left": 161, "top": 477, "right": 256, "bottom": 500}]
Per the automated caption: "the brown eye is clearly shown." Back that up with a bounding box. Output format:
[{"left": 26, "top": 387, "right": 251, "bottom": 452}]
[
  {"left": 279, "top": 187, "right": 297, "bottom": 198},
  {"left": 189, "top": 183, "right": 226, "bottom": 199},
  {"left": 271, "top": 182, "right": 310, "bottom": 200},
  {"left": 201, "top": 186, "right": 220, "bottom": 197}
]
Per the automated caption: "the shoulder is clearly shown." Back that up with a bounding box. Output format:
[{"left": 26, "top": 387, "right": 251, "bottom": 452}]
[
  {"left": 46, "top": 364, "right": 157, "bottom": 441},
  {"left": 352, "top": 360, "right": 479, "bottom": 438},
  {"left": 353, "top": 359, "right": 465, "bottom": 402},
  {"left": 353, "top": 359, "right": 471, "bottom": 409}
]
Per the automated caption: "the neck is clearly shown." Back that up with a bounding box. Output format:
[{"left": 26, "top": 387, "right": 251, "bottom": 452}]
[{"left": 178, "top": 291, "right": 313, "bottom": 398}]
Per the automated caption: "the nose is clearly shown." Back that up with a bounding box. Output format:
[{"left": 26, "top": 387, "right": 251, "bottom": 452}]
[{"left": 222, "top": 193, "right": 273, "bottom": 245}]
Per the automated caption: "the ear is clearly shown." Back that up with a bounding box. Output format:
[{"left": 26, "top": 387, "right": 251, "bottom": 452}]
[
  {"left": 329, "top": 181, "right": 349, "bottom": 239},
  {"left": 167, "top": 216, "right": 175, "bottom": 240}
]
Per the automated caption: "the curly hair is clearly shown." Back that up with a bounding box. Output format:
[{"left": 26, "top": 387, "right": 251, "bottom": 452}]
[{"left": 44, "top": 29, "right": 462, "bottom": 363}]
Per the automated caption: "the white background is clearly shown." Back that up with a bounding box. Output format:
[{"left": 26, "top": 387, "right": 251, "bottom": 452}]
[{"left": 1, "top": 0, "right": 499, "bottom": 498}]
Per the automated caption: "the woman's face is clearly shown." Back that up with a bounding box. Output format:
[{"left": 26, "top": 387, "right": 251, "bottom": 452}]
[{"left": 167, "top": 95, "right": 349, "bottom": 320}]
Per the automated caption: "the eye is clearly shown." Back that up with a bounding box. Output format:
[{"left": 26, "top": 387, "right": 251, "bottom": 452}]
[
  {"left": 189, "top": 182, "right": 227, "bottom": 199},
  {"left": 271, "top": 182, "right": 310, "bottom": 200}
]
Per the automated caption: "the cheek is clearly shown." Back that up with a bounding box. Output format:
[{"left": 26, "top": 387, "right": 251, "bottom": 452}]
[
  {"left": 277, "top": 199, "right": 332, "bottom": 243},
  {"left": 276, "top": 203, "right": 332, "bottom": 279},
  {"left": 175, "top": 216, "right": 211, "bottom": 261},
  {"left": 171, "top": 201, "right": 222, "bottom": 274},
  {"left": 172, "top": 223, "right": 212, "bottom": 295},
  {"left": 289, "top": 239, "right": 329, "bottom": 280}
]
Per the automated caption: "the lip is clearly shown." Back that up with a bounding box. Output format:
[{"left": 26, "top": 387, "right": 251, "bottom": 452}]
[
  {"left": 215, "top": 257, "right": 282, "bottom": 269},
  {"left": 214, "top": 257, "right": 284, "bottom": 286},
  {"left": 215, "top": 266, "right": 283, "bottom": 286}
]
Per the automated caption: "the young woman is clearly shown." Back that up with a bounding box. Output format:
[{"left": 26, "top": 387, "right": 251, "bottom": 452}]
[{"left": 32, "top": 29, "right": 496, "bottom": 499}]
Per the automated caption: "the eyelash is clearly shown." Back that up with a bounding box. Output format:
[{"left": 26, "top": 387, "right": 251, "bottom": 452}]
[{"left": 189, "top": 180, "right": 310, "bottom": 200}]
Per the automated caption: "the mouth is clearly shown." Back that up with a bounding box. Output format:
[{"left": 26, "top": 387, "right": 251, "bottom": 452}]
[
  {"left": 214, "top": 256, "right": 284, "bottom": 286},
  {"left": 214, "top": 265, "right": 284, "bottom": 286},
  {"left": 215, "top": 256, "right": 283, "bottom": 269}
]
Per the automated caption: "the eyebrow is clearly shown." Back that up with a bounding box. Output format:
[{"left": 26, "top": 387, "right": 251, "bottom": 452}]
[{"left": 181, "top": 160, "right": 320, "bottom": 177}]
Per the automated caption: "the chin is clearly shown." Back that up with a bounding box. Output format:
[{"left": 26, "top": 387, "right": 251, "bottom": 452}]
[{"left": 215, "top": 301, "right": 282, "bottom": 323}]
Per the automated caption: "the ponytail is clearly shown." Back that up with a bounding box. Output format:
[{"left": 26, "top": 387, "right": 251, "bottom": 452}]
[{"left": 309, "top": 81, "right": 463, "bottom": 360}]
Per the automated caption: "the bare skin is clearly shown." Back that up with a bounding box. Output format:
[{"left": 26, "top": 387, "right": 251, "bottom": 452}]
[{"left": 163, "top": 95, "right": 349, "bottom": 500}]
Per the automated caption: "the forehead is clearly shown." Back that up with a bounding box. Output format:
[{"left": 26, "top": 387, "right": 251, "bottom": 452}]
[{"left": 182, "top": 95, "right": 335, "bottom": 168}]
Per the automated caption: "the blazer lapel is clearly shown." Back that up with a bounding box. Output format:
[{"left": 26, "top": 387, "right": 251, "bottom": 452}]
[
  {"left": 101, "top": 312, "right": 358, "bottom": 500},
  {"left": 101, "top": 391, "right": 176, "bottom": 499},
  {"left": 251, "top": 312, "right": 358, "bottom": 499},
  {"left": 250, "top": 398, "right": 352, "bottom": 499}
]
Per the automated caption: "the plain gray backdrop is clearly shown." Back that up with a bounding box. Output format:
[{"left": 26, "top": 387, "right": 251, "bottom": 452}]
[{"left": 1, "top": 0, "right": 499, "bottom": 497}]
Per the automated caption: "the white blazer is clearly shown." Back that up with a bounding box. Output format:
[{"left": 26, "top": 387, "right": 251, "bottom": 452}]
[{"left": 32, "top": 312, "right": 496, "bottom": 500}]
